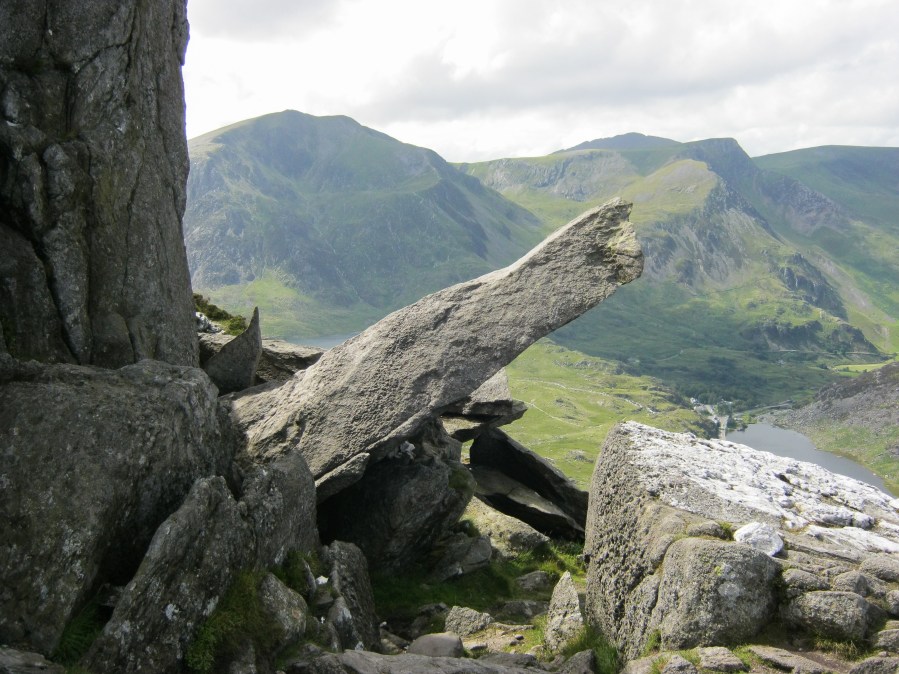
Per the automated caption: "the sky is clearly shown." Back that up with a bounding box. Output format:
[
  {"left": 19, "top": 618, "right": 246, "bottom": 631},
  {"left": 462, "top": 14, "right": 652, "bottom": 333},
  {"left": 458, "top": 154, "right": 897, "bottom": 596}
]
[{"left": 182, "top": 0, "right": 899, "bottom": 163}]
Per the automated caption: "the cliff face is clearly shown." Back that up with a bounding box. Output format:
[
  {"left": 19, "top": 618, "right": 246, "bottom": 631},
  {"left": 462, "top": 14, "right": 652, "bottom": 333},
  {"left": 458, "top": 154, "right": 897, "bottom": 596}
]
[{"left": 0, "top": 0, "right": 197, "bottom": 368}]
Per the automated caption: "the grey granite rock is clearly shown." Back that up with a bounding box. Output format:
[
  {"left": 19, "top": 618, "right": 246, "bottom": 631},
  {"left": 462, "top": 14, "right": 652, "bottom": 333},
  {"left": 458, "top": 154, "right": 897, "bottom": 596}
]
[
  {"left": 259, "top": 573, "right": 309, "bottom": 651},
  {"left": 544, "top": 572, "right": 585, "bottom": 652},
  {"left": 848, "top": 656, "right": 899, "bottom": 674},
  {"left": 695, "top": 647, "right": 748, "bottom": 672},
  {"left": 0, "top": 360, "right": 234, "bottom": 653},
  {"left": 203, "top": 307, "right": 262, "bottom": 394},
  {"left": 232, "top": 199, "right": 642, "bottom": 491},
  {"left": 407, "top": 633, "right": 465, "bottom": 658},
  {"left": 783, "top": 591, "right": 880, "bottom": 642},
  {"left": 325, "top": 541, "right": 380, "bottom": 651},
  {"left": 746, "top": 646, "right": 826, "bottom": 674},
  {"left": 463, "top": 498, "right": 551, "bottom": 558},
  {"left": 199, "top": 333, "right": 324, "bottom": 385},
  {"left": 0, "top": 647, "right": 65, "bottom": 674},
  {"left": 861, "top": 555, "right": 899, "bottom": 583},
  {"left": 0, "top": 0, "right": 197, "bottom": 368},
  {"left": 445, "top": 606, "right": 495, "bottom": 637}
]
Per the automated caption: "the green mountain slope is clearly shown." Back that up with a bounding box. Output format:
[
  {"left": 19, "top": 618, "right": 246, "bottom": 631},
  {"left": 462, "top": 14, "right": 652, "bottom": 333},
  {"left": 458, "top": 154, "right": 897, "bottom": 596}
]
[
  {"left": 184, "top": 111, "right": 543, "bottom": 338},
  {"left": 461, "top": 137, "right": 896, "bottom": 406}
]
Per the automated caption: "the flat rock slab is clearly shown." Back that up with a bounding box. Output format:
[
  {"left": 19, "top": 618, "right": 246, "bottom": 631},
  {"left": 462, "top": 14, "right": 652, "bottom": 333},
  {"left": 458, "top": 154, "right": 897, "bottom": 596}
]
[
  {"left": 232, "top": 199, "right": 642, "bottom": 495},
  {"left": 747, "top": 646, "right": 827, "bottom": 674},
  {"left": 697, "top": 647, "right": 749, "bottom": 672}
]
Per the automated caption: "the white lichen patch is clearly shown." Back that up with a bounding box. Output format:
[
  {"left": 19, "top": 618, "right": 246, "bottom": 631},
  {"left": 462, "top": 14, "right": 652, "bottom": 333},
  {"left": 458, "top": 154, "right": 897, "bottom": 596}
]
[{"left": 618, "top": 422, "right": 899, "bottom": 553}]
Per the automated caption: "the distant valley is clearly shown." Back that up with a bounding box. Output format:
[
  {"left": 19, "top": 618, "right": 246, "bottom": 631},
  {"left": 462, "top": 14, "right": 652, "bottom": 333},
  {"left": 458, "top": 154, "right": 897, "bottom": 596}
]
[{"left": 185, "top": 111, "right": 898, "bottom": 466}]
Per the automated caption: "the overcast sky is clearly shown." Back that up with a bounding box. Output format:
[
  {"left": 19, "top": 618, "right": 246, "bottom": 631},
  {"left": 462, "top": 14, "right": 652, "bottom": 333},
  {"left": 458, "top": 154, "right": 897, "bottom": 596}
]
[{"left": 182, "top": 0, "right": 899, "bottom": 162}]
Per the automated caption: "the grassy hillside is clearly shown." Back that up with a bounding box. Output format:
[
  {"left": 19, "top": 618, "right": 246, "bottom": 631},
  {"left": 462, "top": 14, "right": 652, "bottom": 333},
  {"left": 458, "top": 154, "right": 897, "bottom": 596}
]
[
  {"left": 185, "top": 111, "right": 543, "bottom": 341},
  {"left": 461, "top": 138, "right": 890, "bottom": 407}
]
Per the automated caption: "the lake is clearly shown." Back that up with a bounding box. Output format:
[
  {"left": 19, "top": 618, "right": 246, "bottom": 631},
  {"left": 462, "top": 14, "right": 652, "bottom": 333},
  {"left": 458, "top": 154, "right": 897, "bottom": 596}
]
[{"left": 727, "top": 423, "right": 893, "bottom": 496}]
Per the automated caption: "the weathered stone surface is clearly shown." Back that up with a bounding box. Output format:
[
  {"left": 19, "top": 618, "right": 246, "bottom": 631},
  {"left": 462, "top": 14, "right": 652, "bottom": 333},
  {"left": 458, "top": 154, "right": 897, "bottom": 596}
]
[
  {"left": 407, "top": 633, "right": 465, "bottom": 658},
  {"left": 861, "top": 554, "right": 899, "bottom": 583},
  {"left": 199, "top": 333, "right": 324, "bottom": 385},
  {"left": 0, "top": 360, "right": 234, "bottom": 653},
  {"left": 832, "top": 570, "right": 872, "bottom": 596},
  {"left": 695, "top": 647, "right": 748, "bottom": 672},
  {"left": 782, "top": 568, "right": 830, "bottom": 598},
  {"left": 259, "top": 573, "right": 309, "bottom": 651},
  {"left": 203, "top": 307, "right": 262, "bottom": 394},
  {"left": 783, "top": 591, "right": 880, "bottom": 642},
  {"left": 302, "top": 648, "right": 543, "bottom": 673},
  {"left": 429, "top": 534, "right": 493, "bottom": 582},
  {"left": 0, "top": 0, "right": 197, "bottom": 368},
  {"left": 445, "top": 606, "right": 495, "bottom": 637},
  {"left": 471, "top": 465, "right": 583, "bottom": 539},
  {"left": 232, "top": 199, "right": 642, "bottom": 490},
  {"left": 544, "top": 572, "right": 585, "bottom": 653},
  {"left": 0, "top": 647, "right": 65, "bottom": 674},
  {"left": 746, "top": 646, "right": 826, "bottom": 674},
  {"left": 584, "top": 421, "right": 899, "bottom": 659},
  {"left": 470, "top": 428, "right": 588, "bottom": 533},
  {"left": 848, "top": 656, "right": 899, "bottom": 674},
  {"left": 516, "top": 571, "right": 553, "bottom": 593},
  {"left": 557, "top": 649, "right": 598, "bottom": 674},
  {"left": 733, "top": 522, "right": 783, "bottom": 557},
  {"left": 83, "top": 453, "right": 318, "bottom": 673},
  {"left": 660, "top": 654, "right": 697, "bottom": 674},
  {"left": 463, "top": 498, "right": 551, "bottom": 558},
  {"left": 875, "top": 629, "right": 899, "bottom": 652},
  {"left": 651, "top": 538, "right": 778, "bottom": 650},
  {"left": 441, "top": 370, "right": 527, "bottom": 442},
  {"left": 325, "top": 541, "right": 380, "bottom": 652},
  {"left": 888, "top": 590, "right": 899, "bottom": 617},
  {"left": 318, "top": 448, "right": 474, "bottom": 572}
]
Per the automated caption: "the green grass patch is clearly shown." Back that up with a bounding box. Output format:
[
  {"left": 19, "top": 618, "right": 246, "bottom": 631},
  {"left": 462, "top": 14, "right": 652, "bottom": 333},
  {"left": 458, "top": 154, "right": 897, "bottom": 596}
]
[
  {"left": 371, "top": 542, "right": 583, "bottom": 622},
  {"left": 51, "top": 595, "right": 106, "bottom": 667},
  {"left": 186, "top": 570, "right": 283, "bottom": 674},
  {"left": 560, "top": 626, "right": 620, "bottom": 674}
]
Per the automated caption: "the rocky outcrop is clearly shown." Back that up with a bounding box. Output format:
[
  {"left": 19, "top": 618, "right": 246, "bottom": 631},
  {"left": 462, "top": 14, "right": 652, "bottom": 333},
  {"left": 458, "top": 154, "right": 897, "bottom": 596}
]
[
  {"left": 0, "top": 0, "right": 197, "bottom": 368},
  {"left": 544, "top": 572, "right": 585, "bottom": 652},
  {"left": 585, "top": 421, "right": 899, "bottom": 659},
  {"left": 0, "top": 359, "right": 235, "bottom": 653},
  {"left": 470, "top": 428, "right": 588, "bottom": 539},
  {"left": 324, "top": 541, "right": 380, "bottom": 652},
  {"left": 199, "top": 333, "right": 324, "bottom": 386},
  {"left": 202, "top": 307, "right": 262, "bottom": 393},
  {"left": 82, "top": 452, "right": 318, "bottom": 673},
  {"left": 440, "top": 370, "right": 527, "bottom": 441},
  {"left": 461, "top": 497, "right": 550, "bottom": 558},
  {"left": 231, "top": 198, "right": 642, "bottom": 493}
]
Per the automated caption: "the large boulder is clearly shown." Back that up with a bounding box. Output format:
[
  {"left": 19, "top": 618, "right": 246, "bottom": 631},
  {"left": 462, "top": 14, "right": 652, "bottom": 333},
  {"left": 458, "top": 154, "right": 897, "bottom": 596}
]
[
  {"left": 650, "top": 538, "right": 779, "bottom": 649},
  {"left": 232, "top": 199, "right": 642, "bottom": 493},
  {"left": 470, "top": 427, "right": 588, "bottom": 536},
  {"left": 0, "top": 359, "right": 235, "bottom": 653},
  {"left": 584, "top": 421, "right": 899, "bottom": 658},
  {"left": 0, "top": 0, "right": 197, "bottom": 368},
  {"left": 83, "top": 452, "right": 318, "bottom": 673},
  {"left": 325, "top": 541, "right": 380, "bottom": 652}
]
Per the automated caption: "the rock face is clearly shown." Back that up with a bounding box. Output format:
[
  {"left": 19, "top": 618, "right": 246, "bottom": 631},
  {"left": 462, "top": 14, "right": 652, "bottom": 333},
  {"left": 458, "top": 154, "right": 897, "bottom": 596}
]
[
  {"left": 544, "top": 572, "right": 585, "bottom": 652},
  {"left": 0, "top": 0, "right": 197, "bottom": 368},
  {"left": 585, "top": 421, "right": 899, "bottom": 658},
  {"left": 232, "top": 198, "right": 642, "bottom": 493},
  {"left": 440, "top": 370, "right": 527, "bottom": 441},
  {"left": 0, "top": 360, "right": 235, "bottom": 653}
]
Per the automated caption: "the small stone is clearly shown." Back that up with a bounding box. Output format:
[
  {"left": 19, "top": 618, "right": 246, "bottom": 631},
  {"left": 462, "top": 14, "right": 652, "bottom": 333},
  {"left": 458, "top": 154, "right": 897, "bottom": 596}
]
[
  {"left": 444, "top": 605, "right": 494, "bottom": 637},
  {"left": 861, "top": 555, "right": 899, "bottom": 583},
  {"left": 515, "top": 570, "right": 553, "bottom": 592},
  {"left": 733, "top": 522, "right": 783, "bottom": 556},
  {"left": 407, "top": 632, "right": 464, "bottom": 658},
  {"left": 848, "top": 656, "right": 899, "bottom": 674},
  {"left": 696, "top": 646, "right": 748, "bottom": 672},
  {"left": 886, "top": 590, "right": 899, "bottom": 617},
  {"left": 686, "top": 521, "right": 728, "bottom": 539},
  {"left": 557, "top": 649, "right": 598, "bottom": 674},
  {"left": 661, "top": 654, "right": 697, "bottom": 674},
  {"left": 874, "top": 629, "right": 899, "bottom": 652},
  {"left": 0, "top": 647, "right": 65, "bottom": 673},
  {"left": 544, "top": 571, "right": 585, "bottom": 652},
  {"left": 832, "top": 570, "right": 870, "bottom": 596}
]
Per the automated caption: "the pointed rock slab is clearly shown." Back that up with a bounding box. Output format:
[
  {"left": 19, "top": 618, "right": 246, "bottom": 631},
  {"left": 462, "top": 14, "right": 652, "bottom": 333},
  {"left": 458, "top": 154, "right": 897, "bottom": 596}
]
[
  {"left": 232, "top": 199, "right": 642, "bottom": 492},
  {"left": 202, "top": 307, "right": 263, "bottom": 394},
  {"left": 470, "top": 427, "right": 589, "bottom": 531}
]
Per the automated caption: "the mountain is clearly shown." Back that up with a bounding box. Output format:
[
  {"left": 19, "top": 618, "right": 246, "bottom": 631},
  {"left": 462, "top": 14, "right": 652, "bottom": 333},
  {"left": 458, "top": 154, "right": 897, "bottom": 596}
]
[
  {"left": 459, "top": 136, "right": 897, "bottom": 406},
  {"left": 557, "top": 132, "right": 681, "bottom": 153},
  {"left": 184, "top": 111, "right": 543, "bottom": 338}
]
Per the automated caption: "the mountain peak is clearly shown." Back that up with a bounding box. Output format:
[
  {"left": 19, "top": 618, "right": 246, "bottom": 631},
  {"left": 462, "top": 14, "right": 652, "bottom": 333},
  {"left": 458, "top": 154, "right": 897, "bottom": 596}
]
[{"left": 558, "top": 132, "right": 681, "bottom": 153}]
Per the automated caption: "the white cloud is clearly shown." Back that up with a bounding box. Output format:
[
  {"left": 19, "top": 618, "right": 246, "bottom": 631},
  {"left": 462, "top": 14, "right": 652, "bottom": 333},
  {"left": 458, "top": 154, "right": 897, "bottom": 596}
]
[{"left": 183, "top": 0, "right": 899, "bottom": 160}]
